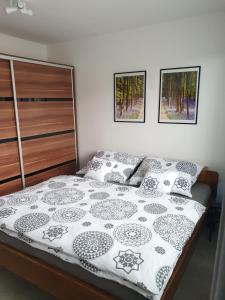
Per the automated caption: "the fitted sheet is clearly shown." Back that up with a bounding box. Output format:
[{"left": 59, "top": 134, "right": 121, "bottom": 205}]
[{"left": 0, "top": 181, "right": 210, "bottom": 300}]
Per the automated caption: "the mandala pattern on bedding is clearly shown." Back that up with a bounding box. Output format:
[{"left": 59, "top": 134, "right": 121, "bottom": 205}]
[
  {"left": 194, "top": 202, "right": 205, "bottom": 216},
  {"left": 104, "top": 223, "right": 114, "bottom": 229},
  {"left": 73, "top": 177, "right": 89, "bottom": 183},
  {"left": 0, "top": 199, "right": 5, "bottom": 207},
  {"left": 174, "top": 177, "right": 190, "bottom": 191},
  {"left": 155, "top": 246, "right": 165, "bottom": 255},
  {"left": 80, "top": 259, "right": 100, "bottom": 273},
  {"left": 48, "top": 182, "right": 67, "bottom": 189},
  {"left": 73, "top": 231, "right": 113, "bottom": 259},
  {"left": 89, "top": 181, "right": 112, "bottom": 188},
  {"left": 95, "top": 151, "right": 105, "bottom": 158},
  {"left": 156, "top": 266, "right": 171, "bottom": 291},
  {"left": 144, "top": 203, "right": 167, "bottom": 214},
  {"left": 14, "top": 213, "right": 50, "bottom": 233},
  {"left": 115, "top": 186, "right": 130, "bottom": 192},
  {"left": 104, "top": 172, "right": 125, "bottom": 183},
  {"left": 169, "top": 196, "right": 189, "bottom": 205},
  {"left": 141, "top": 176, "right": 159, "bottom": 192},
  {"left": 90, "top": 199, "right": 137, "bottom": 220},
  {"left": 88, "top": 159, "right": 103, "bottom": 171},
  {"left": 17, "top": 183, "right": 45, "bottom": 193},
  {"left": 135, "top": 189, "right": 163, "bottom": 198},
  {"left": 133, "top": 158, "right": 161, "bottom": 178},
  {"left": 89, "top": 192, "right": 110, "bottom": 200},
  {"left": 0, "top": 207, "right": 17, "bottom": 219},
  {"left": 176, "top": 161, "right": 197, "bottom": 176},
  {"left": 82, "top": 221, "right": 92, "bottom": 227},
  {"left": 43, "top": 225, "right": 68, "bottom": 241},
  {"left": 113, "top": 249, "right": 144, "bottom": 274},
  {"left": 153, "top": 214, "right": 194, "bottom": 251},
  {"left": 52, "top": 207, "right": 86, "bottom": 223},
  {"left": 113, "top": 152, "right": 141, "bottom": 165},
  {"left": 17, "top": 232, "right": 33, "bottom": 244},
  {"left": 113, "top": 223, "right": 152, "bottom": 246},
  {"left": 123, "top": 168, "right": 134, "bottom": 178},
  {"left": 42, "top": 188, "right": 85, "bottom": 205},
  {"left": 7, "top": 194, "right": 38, "bottom": 206}
]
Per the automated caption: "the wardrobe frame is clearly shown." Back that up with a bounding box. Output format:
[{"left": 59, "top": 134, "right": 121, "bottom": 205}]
[{"left": 0, "top": 53, "right": 79, "bottom": 192}]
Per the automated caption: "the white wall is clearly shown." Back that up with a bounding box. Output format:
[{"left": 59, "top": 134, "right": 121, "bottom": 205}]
[
  {"left": 47, "top": 13, "right": 225, "bottom": 201},
  {"left": 0, "top": 32, "right": 47, "bottom": 60}
]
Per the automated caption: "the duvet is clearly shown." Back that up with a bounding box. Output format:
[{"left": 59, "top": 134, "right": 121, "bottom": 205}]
[{"left": 0, "top": 175, "right": 206, "bottom": 299}]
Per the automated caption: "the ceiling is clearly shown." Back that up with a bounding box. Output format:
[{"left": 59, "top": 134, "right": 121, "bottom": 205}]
[{"left": 0, "top": 0, "right": 225, "bottom": 44}]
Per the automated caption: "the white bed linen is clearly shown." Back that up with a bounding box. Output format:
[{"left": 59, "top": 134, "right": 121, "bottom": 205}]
[{"left": 0, "top": 175, "right": 206, "bottom": 299}]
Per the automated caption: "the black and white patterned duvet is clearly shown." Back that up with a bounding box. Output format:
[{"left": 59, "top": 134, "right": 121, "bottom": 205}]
[{"left": 0, "top": 175, "right": 205, "bottom": 299}]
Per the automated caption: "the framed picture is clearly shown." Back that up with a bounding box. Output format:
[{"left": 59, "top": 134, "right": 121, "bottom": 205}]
[
  {"left": 114, "top": 71, "right": 146, "bottom": 123},
  {"left": 158, "top": 66, "right": 201, "bottom": 124}
]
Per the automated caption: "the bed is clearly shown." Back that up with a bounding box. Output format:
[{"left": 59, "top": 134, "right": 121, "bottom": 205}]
[{"left": 0, "top": 169, "right": 218, "bottom": 300}]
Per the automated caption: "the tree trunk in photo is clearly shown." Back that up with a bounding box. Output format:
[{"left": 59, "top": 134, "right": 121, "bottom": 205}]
[
  {"left": 120, "top": 78, "right": 125, "bottom": 117},
  {"left": 168, "top": 76, "right": 172, "bottom": 108},
  {"left": 186, "top": 96, "right": 190, "bottom": 119},
  {"left": 126, "top": 77, "right": 129, "bottom": 112}
]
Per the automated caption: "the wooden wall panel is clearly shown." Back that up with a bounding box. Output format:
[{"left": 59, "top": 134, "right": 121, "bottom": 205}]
[
  {"left": 18, "top": 101, "right": 74, "bottom": 137},
  {"left": 0, "top": 142, "right": 21, "bottom": 181},
  {"left": 0, "top": 179, "right": 22, "bottom": 196},
  {"left": 0, "top": 101, "right": 17, "bottom": 139},
  {"left": 26, "top": 162, "right": 76, "bottom": 187},
  {"left": 22, "top": 133, "right": 76, "bottom": 175},
  {"left": 14, "top": 62, "right": 72, "bottom": 98},
  {"left": 0, "top": 60, "right": 13, "bottom": 97}
]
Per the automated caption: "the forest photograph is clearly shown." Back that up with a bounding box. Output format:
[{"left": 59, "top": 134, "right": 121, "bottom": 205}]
[
  {"left": 159, "top": 67, "right": 200, "bottom": 124},
  {"left": 114, "top": 71, "right": 146, "bottom": 122}
]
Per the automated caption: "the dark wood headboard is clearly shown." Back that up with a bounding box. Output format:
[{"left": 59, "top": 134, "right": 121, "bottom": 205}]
[
  {"left": 0, "top": 55, "right": 78, "bottom": 196},
  {"left": 197, "top": 169, "right": 219, "bottom": 198}
]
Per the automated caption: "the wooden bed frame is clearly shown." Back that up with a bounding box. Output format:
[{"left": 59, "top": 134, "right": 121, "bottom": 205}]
[{"left": 0, "top": 170, "right": 218, "bottom": 300}]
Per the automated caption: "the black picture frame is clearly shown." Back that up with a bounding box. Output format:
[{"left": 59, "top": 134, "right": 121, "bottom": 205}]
[
  {"left": 114, "top": 71, "right": 146, "bottom": 123},
  {"left": 158, "top": 66, "right": 201, "bottom": 124}
]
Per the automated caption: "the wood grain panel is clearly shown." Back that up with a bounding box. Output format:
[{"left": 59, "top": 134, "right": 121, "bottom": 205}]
[
  {"left": 0, "top": 101, "right": 17, "bottom": 139},
  {"left": 18, "top": 101, "right": 74, "bottom": 137},
  {"left": 26, "top": 161, "right": 76, "bottom": 187},
  {"left": 0, "top": 141, "right": 21, "bottom": 181},
  {"left": 0, "top": 60, "right": 13, "bottom": 97},
  {"left": 22, "top": 133, "right": 76, "bottom": 175},
  {"left": 0, "top": 178, "right": 22, "bottom": 196},
  {"left": 14, "top": 62, "right": 72, "bottom": 98},
  {"left": 197, "top": 169, "right": 218, "bottom": 198}
]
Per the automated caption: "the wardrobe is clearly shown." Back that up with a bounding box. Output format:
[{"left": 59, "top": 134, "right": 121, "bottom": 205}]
[{"left": 0, "top": 54, "right": 78, "bottom": 196}]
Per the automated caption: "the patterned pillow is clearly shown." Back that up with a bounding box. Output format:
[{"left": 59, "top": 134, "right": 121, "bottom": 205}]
[
  {"left": 129, "top": 156, "right": 203, "bottom": 197},
  {"left": 128, "top": 156, "right": 164, "bottom": 186},
  {"left": 171, "top": 173, "right": 193, "bottom": 197},
  {"left": 140, "top": 169, "right": 178, "bottom": 194},
  {"left": 77, "top": 150, "right": 144, "bottom": 183},
  {"left": 95, "top": 150, "right": 144, "bottom": 166},
  {"left": 84, "top": 158, "right": 116, "bottom": 182},
  {"left": 170, "top": 161, "right": 203, "bottom": 197},
  {"left": 104, "top": 161, "right": 137, "bottom": 184}
]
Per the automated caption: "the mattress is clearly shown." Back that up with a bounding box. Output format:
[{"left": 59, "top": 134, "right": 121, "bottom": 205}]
[{"left": 0, "top": 180, "right": 211, "bottom": 300}]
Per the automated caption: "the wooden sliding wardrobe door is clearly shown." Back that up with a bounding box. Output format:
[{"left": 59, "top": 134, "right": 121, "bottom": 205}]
[
  {"left": 0, "top": 59, "right": 22, "bottom": 195},
  {"left": 13, "top": 61, "right": 77, "bottom": 187}
]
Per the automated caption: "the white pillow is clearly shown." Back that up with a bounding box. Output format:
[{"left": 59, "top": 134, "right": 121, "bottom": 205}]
[
  {"left": 84, "top": 158, "right": 116, "bottom": 182},
  {"left": 171, "top": 172, "right": 193, "bottom": 198},
  {"left": 140, "top": 169, "right": 178, "bottom": 194}
]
